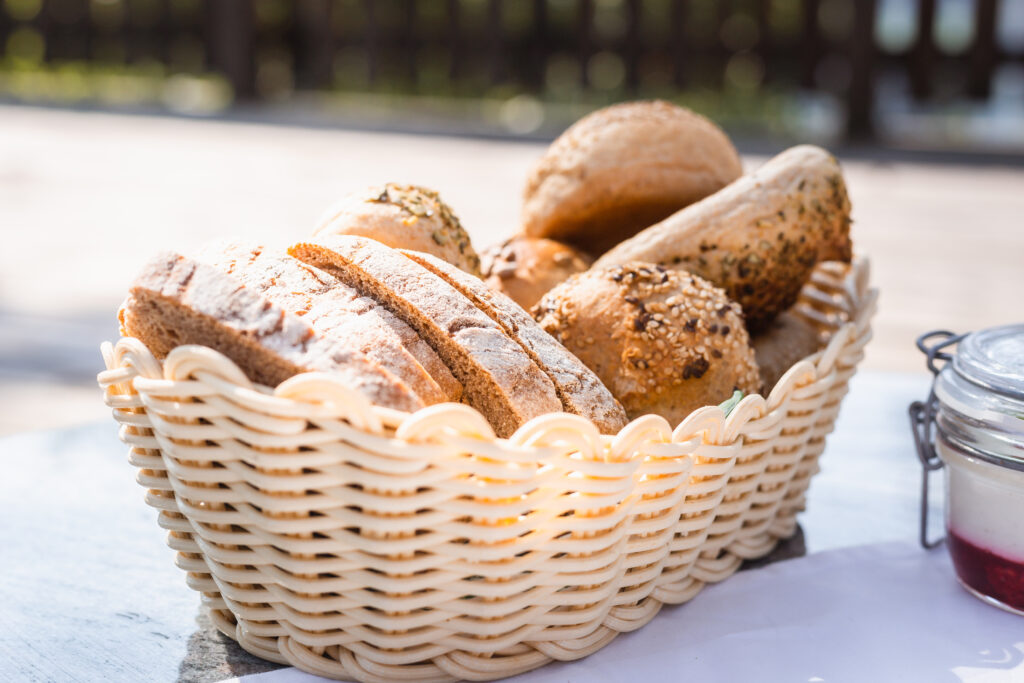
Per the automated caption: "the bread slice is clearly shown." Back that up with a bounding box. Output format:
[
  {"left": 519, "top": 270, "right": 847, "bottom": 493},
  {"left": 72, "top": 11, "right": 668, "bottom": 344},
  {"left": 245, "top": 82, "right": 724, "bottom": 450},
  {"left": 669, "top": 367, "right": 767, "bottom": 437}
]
[
  {"left": 402, "top": 249, "right": 628, "bottom": 434},
  {"left": 120, "top": 251, "right": 424, "bottom": 412},
  {"left": 196, "top": 241, "right": 461, "bottom": 405},
  {"left": 288, "top": 236, "right": 562, "bottom": 437}
]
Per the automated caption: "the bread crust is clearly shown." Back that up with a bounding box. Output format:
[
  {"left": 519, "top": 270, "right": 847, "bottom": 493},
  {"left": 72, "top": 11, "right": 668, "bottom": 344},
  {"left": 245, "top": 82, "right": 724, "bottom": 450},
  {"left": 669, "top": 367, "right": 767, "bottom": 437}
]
[
  {"left": 289, "top": 236, "right": 562, "bottom": 437},
  {"left": 594, "top": 145, "right": 853, "bottom": 331},
  {"left": 121, "top": 251, "right": 424, "bottom": 412},
  {"left": 751, "top": 309, "right": 824, "bottom": 392},
  {"left": 534, "top": 263, "right": 760, "bottom": 425},
  {"left": 403, "top": 249, "right": 627, "bottom": 434},
  {"left": 314, "top": 183, "right": 482, "bottom": 277},
  {"left": 197, "top": 240, "right": 460, "bottom": 405},
  {"left": 480, "top": 235, "right": 592, "bottom": 311},
  {"left": 522, "top": 100, "right": 743, "bottom": 255}
]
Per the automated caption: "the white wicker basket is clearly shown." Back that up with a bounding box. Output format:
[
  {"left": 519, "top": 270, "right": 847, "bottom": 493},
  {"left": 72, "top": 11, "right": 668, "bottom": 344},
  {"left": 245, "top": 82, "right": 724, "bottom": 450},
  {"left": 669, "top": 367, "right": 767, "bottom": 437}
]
[{"left": 98, "top": 259, "right": 875, "bottom": 683}]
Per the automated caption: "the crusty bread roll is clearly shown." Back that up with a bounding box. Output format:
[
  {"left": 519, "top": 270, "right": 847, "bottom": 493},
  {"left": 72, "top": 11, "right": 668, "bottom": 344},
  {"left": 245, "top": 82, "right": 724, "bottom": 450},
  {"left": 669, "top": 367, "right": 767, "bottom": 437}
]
[
  {"left": 314, "top": 183, "right": 482, "bottom": 277},
  {"left": 289, "top": 235, "right": 562, "bottom": 437},
  {"left": 403, "top": 249, "right": 628, "bottom": 434},
  {"left": 197, "top": 240, "right": 461, "bottom": 404},
  {"left": 522, "top": 100, "right": 743, "bottom": 255},
  {"left": 480, "top": 235, "right": 592, "bottom": 311},
  {"left": 594, "top": 145, "right": 852, "bottom": 331},
  {"left": 752, "top": 309, "right": 825, "bottom": 393},
  {"left": 534, "top": 263, "right": 760, "bottom": 425},
  {"left": 120, "top": 251, "right": 424, "bottom": 412}
]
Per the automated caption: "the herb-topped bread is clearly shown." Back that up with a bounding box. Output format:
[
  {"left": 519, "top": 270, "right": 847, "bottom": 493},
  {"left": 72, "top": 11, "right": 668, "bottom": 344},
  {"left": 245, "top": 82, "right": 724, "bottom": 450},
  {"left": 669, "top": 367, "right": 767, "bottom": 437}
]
[{"left": 314, "top": 183, "right": 482, "bottom": 277}]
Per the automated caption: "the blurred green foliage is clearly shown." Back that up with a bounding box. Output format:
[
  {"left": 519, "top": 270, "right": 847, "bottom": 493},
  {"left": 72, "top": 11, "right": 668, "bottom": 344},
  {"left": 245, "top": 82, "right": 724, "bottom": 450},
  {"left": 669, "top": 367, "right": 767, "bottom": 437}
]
[{"left": 0, "top": 0, "right": 841, "bottom": 137}]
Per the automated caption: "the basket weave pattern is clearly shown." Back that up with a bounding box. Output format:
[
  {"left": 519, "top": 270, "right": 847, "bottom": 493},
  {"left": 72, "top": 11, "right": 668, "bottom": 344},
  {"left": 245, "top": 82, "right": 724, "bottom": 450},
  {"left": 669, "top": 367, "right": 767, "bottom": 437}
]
[{"left": 99, "top": 259, "right": 875, "bottom": 683}]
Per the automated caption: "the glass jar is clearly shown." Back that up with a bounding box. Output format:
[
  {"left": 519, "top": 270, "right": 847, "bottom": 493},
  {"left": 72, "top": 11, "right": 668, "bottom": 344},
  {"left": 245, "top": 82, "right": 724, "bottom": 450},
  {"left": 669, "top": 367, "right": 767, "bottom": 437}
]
[{"left": 910, "top": 324, "right": 1024, "bottom": 616}]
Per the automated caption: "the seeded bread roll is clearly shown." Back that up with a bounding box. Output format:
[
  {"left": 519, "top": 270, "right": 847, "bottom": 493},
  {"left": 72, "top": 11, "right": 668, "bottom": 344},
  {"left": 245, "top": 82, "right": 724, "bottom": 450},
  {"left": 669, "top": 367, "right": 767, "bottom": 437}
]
[
  {"left": 480, "top": 235, "right": 592, "bottom": 311},
  {"left": 534, "top": 263, "right": 760, "bottom": 425},
  {"left": 197, "top": 241, "right": 461, "bottom": 405},
  {"left": 314, "top": 183, "right": 482, "bottom": 277},
  {"left": 522, "top": 100, "right": 743, "bottom": 255},
  {"left": 752, "top": 309, "right": 825, "bottom": 393},
  {"left": 120, "top": 251, "right": 423, "bottom": 412},
  {"left": 289, "top": 235, "right": 562, "bottom": 437},
  {"left": 402, "top": 249, "right": 627, "bottom": 434},
  {"left": 594, "top": 145, "right": 853, "bottom": 331}
]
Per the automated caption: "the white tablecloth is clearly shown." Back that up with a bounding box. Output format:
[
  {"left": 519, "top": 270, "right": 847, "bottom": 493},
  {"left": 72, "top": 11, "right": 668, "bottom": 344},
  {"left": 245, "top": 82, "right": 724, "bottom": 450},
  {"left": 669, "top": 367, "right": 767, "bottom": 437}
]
[{"left": 229, "top": 542, "right": 1024, "bottom": 683}]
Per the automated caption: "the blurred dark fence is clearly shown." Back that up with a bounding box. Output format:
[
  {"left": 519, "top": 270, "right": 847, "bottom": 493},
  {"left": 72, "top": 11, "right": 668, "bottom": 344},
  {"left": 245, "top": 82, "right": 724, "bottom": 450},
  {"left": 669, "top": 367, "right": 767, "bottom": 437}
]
[{"left": 0, "top": 0, "right": 1020, "bottom": 139}]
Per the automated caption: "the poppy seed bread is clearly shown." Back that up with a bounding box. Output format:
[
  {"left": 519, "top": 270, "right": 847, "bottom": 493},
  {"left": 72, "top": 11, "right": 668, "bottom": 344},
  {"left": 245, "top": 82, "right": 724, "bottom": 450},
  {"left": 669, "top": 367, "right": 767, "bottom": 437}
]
[
  {"left": 594, "top": 145, "right": 853, "bottom": 331},
  {"left": 534, "top": 263, "right": 760, "bottom": 425}
]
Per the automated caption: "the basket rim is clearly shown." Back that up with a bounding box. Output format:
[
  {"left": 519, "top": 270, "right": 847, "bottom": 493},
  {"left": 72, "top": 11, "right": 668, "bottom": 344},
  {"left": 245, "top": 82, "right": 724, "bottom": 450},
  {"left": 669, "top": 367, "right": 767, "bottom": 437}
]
[{"left": 98, "top": 258, "right": 876, "bottom": 451}]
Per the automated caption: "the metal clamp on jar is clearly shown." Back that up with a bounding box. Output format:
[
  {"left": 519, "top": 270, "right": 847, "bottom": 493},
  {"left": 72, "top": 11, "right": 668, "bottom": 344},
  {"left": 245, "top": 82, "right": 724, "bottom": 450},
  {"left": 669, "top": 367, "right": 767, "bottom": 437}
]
[{"left": 910, "top": 324, "right": 1024, "bottom": 616}]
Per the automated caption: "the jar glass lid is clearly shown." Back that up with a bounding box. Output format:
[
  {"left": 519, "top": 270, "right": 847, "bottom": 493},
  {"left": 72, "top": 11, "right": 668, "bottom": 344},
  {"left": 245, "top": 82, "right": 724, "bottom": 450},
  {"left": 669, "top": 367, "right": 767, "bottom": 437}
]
[
  {"left": 954, "top": 323, "right": 1024, "bottom": 401},
  {"left": 933, "top": 324, "right": 1024, "bottom": 467}
]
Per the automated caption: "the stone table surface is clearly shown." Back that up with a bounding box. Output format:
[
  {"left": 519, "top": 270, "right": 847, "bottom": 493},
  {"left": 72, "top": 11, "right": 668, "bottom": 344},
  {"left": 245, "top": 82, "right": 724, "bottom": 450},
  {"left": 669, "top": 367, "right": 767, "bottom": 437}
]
[
  {"left": 1, "top": 104, "right": 1023, "bottom": 436},
  {"left": 0, "top": 370, "right": 941, "bottom": 683}
]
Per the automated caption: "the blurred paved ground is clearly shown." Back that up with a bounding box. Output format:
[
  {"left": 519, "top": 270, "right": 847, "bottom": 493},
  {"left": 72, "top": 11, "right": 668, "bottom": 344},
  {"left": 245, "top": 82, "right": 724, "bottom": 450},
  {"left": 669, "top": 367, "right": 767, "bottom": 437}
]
[{"left": 1, "top": 105, "right": 1022, "bottom": 435}]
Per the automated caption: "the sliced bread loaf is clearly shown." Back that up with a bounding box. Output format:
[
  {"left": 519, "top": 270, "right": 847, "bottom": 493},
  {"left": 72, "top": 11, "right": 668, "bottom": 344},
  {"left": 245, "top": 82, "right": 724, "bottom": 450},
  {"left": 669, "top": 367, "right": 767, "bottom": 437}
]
[
  {"left": 402, "top": 249, "right": 628, "bottom": 434},
  {"left": 288, "top": 236, "right": 562, "bottom": 437},
  {"left": 197, "top": 241, "right": 461, "bottom": 405},
  {"left": 120, "top": 250, "right": 424, "bottom": 412}
]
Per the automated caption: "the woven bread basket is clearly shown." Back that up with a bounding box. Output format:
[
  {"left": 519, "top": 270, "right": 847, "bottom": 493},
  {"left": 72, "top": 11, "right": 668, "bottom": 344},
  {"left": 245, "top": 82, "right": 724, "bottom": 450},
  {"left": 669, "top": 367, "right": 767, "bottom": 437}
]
[{"left": 98, "top": 258, "right": 875, "bottom": 683}]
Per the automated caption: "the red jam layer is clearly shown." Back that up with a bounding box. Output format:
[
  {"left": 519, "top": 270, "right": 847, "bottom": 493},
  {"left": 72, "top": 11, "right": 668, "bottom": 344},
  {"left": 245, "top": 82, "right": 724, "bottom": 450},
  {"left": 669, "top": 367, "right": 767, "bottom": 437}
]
[{"left": 948, "top": 530, "right": 1024, "bottom": 612}]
